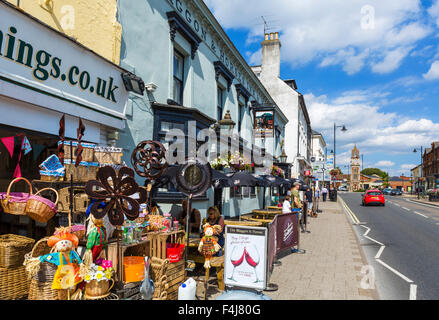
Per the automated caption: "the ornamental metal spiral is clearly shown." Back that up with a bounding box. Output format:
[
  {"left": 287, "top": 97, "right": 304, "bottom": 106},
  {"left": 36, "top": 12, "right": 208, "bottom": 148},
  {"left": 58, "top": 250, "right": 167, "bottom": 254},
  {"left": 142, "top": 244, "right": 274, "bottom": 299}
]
[{"left": 130, "top": 140, "right": 168, "bottom": 179}]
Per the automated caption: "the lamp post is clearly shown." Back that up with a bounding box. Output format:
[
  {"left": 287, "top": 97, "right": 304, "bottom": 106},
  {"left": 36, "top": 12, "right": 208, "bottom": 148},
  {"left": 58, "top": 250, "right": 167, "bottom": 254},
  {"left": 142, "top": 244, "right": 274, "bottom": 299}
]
[
  {"left": 413, "top": 146, "right": 423, "bottom": 199},
  {"left": 332, "top": 124, "right": 347, "bottom": 191},
  {"left": 279, "top": 149, "right": 288, "bottom": 163}
]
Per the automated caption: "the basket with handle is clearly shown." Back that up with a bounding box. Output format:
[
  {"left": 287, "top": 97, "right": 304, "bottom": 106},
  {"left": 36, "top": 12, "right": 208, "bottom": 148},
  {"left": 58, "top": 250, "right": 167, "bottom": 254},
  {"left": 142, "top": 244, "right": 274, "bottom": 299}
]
[
  {"left": 0, "top": 234, "right": 35, "bottom": 268},
  {"left": 25, "top": 188, "right": 59, "bottom": 223},
  {"left": 0, "top": 177, "right": 33, "bottom": 215},
  {"left": 25, "top": 237, "right": 59, "bottom": 300}
]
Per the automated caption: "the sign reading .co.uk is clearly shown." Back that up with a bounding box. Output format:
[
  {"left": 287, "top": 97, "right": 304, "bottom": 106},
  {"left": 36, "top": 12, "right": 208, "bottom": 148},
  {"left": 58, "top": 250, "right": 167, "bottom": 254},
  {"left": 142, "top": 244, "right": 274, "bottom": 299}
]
[{"left": 0, "top": 4, "right": 128, "bottom": 119}]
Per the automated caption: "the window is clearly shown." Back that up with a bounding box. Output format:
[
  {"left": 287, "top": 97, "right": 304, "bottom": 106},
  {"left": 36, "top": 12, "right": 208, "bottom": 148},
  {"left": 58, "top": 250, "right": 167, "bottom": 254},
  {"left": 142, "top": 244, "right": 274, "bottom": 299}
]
[
  {"left": 217, "top": 86, "right": 224, "bottom": 121},
  {"left": 173, "top": 50, "right": 184, "bottom": 105},
  {"left": 238, "top": 102, "right": 244, "bottom": 132}
]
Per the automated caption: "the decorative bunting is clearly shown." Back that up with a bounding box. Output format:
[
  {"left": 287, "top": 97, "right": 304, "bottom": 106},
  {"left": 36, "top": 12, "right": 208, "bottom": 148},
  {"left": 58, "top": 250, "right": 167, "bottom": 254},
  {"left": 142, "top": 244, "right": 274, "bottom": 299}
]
[
  {"left": 32, "top": 144, "right": 46, "bottom": 161},
  {"left": 0, "top": 136, "right": 15, "bottom": 158},
  {"left": 21, "top": 136, "right": 32, "bottom": 155}
]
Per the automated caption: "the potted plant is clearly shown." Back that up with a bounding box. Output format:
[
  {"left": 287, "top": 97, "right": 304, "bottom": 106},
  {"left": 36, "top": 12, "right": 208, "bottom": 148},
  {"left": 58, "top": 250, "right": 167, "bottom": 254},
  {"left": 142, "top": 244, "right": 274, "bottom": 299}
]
[{"left": 83, "top": 259, "right": 114, "bottom": 299}]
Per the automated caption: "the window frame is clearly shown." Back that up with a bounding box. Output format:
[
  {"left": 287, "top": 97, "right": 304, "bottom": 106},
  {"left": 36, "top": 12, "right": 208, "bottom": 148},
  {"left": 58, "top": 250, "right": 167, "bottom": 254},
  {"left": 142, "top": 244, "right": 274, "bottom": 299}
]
[{"left": 173, "top": 50, "right": 185, "bottom": 105}]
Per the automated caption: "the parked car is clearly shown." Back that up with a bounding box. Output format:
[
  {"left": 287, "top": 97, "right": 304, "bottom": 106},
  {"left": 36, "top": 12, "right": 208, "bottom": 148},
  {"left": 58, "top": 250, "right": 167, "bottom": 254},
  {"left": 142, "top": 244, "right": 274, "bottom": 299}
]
[
  {"left": 338, "top": 186, "right": 348, "bottom": 191},
  {"left": 382, "top": 188, "right": 393, "bottom": 195},
  {"left": 390, "top": 189, "right": 403, "bottom": 196},
  {"left": 362, "top": 189, "right": 385, "bottom": 206}
]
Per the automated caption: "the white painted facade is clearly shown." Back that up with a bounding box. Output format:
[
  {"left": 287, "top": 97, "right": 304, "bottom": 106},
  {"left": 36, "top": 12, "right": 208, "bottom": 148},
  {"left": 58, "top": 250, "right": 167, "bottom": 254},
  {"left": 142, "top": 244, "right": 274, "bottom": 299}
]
[
  {"left": 312, "top": 131, "right": 326, "bottom": 163},
  {"left": 251, "top": 33, "right": 312, "bottom": 179}
]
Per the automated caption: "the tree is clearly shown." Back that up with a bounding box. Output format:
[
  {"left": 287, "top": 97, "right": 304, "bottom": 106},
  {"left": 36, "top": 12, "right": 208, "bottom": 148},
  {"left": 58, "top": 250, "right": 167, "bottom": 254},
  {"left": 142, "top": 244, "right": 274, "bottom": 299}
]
[{"left": 361, "top": 168, "right": 388, "bottom": 179}]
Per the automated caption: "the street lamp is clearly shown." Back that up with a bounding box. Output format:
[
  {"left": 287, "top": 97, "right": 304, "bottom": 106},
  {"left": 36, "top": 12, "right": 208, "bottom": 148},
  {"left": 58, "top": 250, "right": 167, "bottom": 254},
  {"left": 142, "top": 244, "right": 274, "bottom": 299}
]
[
  {"left": 279, "top": 149, "right": 288, "bottom": 163},
  {"left": 413, "top": 146, "right": 423, "bottom": 199},
  {"left": 121, "top": 72, "right": 145, "bottom": 95},
  {"left": 333, "top": 123, "right": 347, "bottom": 189},
  {"left": 217, "top": 110, "right": 236, "bottom": 133}
]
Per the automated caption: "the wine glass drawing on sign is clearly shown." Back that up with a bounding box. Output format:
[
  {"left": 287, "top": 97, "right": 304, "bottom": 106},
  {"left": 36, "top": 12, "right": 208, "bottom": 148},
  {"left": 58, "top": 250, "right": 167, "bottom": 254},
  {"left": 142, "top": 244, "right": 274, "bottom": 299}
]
[
  {"left": 228, "top": 245, "right": 245, "bottom": 282},
  {"left": 245, "top": 245, "right": 261, "bottom": 283}
]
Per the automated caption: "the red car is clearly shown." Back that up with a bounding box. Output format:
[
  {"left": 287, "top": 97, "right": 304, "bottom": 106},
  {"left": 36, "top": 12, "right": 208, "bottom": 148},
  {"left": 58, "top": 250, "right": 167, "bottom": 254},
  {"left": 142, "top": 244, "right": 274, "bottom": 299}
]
[{"left": 362, "top": 190, "right": 385, "bottom": 206}]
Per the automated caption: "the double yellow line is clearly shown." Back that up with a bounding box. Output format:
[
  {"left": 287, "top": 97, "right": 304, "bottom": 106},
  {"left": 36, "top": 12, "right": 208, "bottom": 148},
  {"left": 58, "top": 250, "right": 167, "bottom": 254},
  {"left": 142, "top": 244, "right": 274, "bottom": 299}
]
[{"left": 339, "top": 196, "right": 361, "bottom": 224}]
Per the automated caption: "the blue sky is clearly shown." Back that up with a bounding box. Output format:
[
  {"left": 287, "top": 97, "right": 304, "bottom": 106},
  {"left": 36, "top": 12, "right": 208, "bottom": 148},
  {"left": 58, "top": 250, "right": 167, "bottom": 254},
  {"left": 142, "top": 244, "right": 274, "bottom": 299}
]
[{"left": 206, "top": 0, "right": 439, "bottom": 177}]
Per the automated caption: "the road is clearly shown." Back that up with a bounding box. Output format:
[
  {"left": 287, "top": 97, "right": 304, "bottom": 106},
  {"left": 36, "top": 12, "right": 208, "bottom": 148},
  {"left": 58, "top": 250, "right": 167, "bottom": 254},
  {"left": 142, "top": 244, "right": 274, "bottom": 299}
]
[{"left": 339, "top": 192, "right": 439, "bottom": 300}]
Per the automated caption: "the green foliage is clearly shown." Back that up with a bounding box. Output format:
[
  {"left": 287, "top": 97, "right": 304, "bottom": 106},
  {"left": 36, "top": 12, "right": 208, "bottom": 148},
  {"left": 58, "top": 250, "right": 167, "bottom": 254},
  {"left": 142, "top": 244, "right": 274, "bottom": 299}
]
[
  {"left": 354, "top": 189, "right": 366, "bottom": 192},
  {"left": 361, "top": 168, "right": 389, "bottom": 180}
]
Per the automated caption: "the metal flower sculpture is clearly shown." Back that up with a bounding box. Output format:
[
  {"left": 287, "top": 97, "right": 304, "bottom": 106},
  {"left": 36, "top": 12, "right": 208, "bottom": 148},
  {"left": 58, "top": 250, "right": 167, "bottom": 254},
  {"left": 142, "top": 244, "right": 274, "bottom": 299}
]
[
  {"left": 85, "top": 166, "right": 146, "bottom": 226},
  {"left": 131, "top": 140, "right": 168, "bottom": 179},
  {"left": 58, "top": 114, "right": 65, "bottom": 165}
]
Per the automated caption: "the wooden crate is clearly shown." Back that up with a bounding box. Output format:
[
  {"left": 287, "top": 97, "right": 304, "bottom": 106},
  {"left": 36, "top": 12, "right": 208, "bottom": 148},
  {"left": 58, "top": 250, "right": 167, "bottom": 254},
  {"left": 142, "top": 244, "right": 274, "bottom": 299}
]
[
  {"left": 148, "top": 230, "right": 185, "bottom": 260},
  {"left": 106, "top": 239, "right": 150, "bottom": 284},
  {"left": 166, "top": 259, "right": 185, "bottom": 300}
]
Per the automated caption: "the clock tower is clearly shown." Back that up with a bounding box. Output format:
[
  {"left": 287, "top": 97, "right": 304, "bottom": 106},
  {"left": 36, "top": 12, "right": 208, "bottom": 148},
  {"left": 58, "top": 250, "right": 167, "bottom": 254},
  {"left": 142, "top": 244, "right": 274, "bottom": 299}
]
[{"left": 350, "top": 145, "right": 361, "bottom": 191}]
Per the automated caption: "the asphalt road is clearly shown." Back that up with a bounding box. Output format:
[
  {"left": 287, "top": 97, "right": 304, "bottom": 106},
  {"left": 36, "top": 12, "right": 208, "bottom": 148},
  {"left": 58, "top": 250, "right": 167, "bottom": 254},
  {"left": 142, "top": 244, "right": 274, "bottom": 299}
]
[{"left": 339, "top": 192, "right": 439, "bottom": 300}]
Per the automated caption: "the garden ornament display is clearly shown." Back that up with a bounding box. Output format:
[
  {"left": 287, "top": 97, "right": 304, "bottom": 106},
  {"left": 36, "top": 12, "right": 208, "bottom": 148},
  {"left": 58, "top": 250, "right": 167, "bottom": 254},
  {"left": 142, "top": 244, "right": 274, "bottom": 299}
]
[
  {"left": 85, "top": 166, "right": 143, "bottom": 226},
  {"left": 198, "top": 224, "right": 222, "bottom": 269},
  {"left": 140, "top": 256, "right": 154, "bottom": 300},
  {"left": 131, "top": 140, "right": 168, "bottom": 179}
]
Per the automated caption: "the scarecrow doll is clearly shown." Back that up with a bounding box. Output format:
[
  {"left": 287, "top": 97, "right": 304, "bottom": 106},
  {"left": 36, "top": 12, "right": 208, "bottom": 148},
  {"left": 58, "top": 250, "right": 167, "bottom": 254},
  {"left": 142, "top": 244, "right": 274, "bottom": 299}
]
[
  {"left": 198, "top": 224, "right": 222, "bottom": 269},
  {"left": 38, "top": 228, "right": 83, "bottom": 289},
  {"left": 82, "top": 214, "right": 107, "bottom": 272}
]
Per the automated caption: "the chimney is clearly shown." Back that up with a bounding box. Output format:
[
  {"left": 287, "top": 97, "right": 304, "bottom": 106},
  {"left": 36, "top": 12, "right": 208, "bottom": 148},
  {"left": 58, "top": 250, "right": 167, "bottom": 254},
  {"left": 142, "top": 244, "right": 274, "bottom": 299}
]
[{"left": 261, "top": 32, "right": 281, "bottom": 79}]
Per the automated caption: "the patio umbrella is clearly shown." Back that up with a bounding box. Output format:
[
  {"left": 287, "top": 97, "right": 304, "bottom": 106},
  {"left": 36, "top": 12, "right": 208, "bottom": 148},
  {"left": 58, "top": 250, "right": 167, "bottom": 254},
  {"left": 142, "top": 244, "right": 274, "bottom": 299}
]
[
  {"left": 261, "top": 175, "right": 291, "bottom": 188},
  {"left": 228, "top": 171, "right": 260, "bottom": 186},
  {"left": 212, "top": 169, "right": 233, "bottom": 188}
]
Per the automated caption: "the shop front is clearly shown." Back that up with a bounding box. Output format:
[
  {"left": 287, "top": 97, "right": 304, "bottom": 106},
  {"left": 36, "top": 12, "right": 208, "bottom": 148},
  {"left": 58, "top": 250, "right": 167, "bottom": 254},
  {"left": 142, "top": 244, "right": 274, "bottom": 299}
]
[{"left": 0, "top": 1, "right": 138, "bottom": 238}]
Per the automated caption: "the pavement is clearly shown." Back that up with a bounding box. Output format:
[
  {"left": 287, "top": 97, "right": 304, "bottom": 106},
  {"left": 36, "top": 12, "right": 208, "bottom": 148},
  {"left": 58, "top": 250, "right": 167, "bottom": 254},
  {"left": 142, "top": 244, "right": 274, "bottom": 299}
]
[
  {"left": 340, "top": 193, "right": 439, "bottom": 300},
  {"left": 197, "top": 198, "right": 377, "bottom": 300}
]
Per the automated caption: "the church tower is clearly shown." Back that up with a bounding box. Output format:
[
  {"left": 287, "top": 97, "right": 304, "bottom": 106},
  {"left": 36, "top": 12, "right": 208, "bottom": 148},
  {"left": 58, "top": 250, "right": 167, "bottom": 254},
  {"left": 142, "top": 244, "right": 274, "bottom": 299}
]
[{"left": 350, "top": 145, "right": 361, "bottom": 191}]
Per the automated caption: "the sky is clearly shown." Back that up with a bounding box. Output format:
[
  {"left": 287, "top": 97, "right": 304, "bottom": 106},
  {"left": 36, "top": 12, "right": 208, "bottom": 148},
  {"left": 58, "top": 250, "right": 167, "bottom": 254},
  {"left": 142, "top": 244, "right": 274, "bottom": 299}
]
[{"left": 205, "top": 0, "right": 439, "bottom": 177}]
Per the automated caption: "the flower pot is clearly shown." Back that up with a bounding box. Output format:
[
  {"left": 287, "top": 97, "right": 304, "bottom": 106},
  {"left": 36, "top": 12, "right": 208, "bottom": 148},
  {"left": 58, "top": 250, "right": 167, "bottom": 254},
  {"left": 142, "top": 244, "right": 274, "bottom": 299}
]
[{"left": 84, "top": 279, "right": 114, "bottom": 299}]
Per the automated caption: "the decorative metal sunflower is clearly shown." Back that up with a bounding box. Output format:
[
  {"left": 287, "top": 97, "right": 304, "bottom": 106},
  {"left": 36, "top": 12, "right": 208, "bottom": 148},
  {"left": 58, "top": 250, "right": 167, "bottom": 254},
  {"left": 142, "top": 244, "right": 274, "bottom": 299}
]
[
  {"left": 85, "top": 166, "right": 146, "bottom": 226},
  {"left": 130, "top": 140, "right": 168, "bottom": 179}
]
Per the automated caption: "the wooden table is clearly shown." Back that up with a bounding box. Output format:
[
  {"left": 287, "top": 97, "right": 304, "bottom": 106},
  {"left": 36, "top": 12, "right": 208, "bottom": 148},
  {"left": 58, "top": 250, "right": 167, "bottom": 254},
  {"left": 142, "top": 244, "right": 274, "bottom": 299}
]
[
  {"left": 251, "top": 209, "right": 284, "bottom": 220},
  {"left": 267, "top": 206, "right": 282, "bottom": 211},
  {"left": 224, "top": 219, "right": 263, "bottom": 227}
]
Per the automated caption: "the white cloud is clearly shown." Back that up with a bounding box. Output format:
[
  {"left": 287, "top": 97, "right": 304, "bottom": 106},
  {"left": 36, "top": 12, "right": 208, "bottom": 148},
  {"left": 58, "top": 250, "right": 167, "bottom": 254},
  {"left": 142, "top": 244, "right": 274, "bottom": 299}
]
[
  {"left": 371, "top": 46, "right": 413, "bottom": 74},
  {"left": 205, "top": 0, "right": 431, "bottom": 75},
  {"left": 428, "top": 0, "right": 439, "bottom": 27},
  {"left": 305, "top": 91, "right": 439, "bottom": 156},
  {"left": 400, "top": 163, "right": 417, "bottom": 170},
  {"left": 375, "top": 160, "right": 395, "bottom": 167},
  {"left": 423, "top": 60, "right": 439, "bottom": 80}
]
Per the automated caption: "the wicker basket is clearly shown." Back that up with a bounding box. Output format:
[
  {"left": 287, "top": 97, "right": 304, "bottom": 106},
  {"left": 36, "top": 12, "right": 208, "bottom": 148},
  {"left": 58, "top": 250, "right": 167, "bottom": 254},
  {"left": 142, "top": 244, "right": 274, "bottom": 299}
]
[
  {"left": 0, "top": 265, "right": 30, "bottom": 300},
  {"left": 25, "top": 237, "right": 59, "bottom": 300},
  {"left": 94, "top": 147, "right": 123, "bottom": 165},
  {"left": 61, "top": 141, "right": 95, "bottom": 163},
  {"left": 0, "top": 177, "right": 33, "bottom": 216},
  {"left": 26, "top": 188, "right": 59, "bottom": 223},
  {"left": 40, "top": 175, "right": 62, "bottom": 182},
  {"left": 150, "top": 257, "right": 170, "bottom": 300},
  {"left": 65, "top": 164, "right": 98, "bottom": 182},
  {"left": 57, "top": 187, "right": 88, "bottom": 213},
  {"left": 0, "top": 234, "right": 35, "bottom": 268}
]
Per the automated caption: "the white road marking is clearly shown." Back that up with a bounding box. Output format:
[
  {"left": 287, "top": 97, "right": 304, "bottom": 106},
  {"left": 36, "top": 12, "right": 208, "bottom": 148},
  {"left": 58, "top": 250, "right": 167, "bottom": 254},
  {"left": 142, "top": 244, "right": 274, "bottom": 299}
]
[
  {"left": 375, "top": 245, "right": 385, "bottom": 259},
  {"left": 410, "top": 284, "right": 417, "bottom": 301},
  {"left": 401, "top": 207, "right": 410, "bottom": 211},
  {"left": 349, "top": 208, "right": 418, "bottom": 300},
  {"left": 413, "top": 211, "right": 429, "bottom": 218},
  {"left": 394, "top": 203, "right": 401, "bottom": 207},
  {"left": 406, "top": 199, "right": 439, "bottom": 210},
  {"left": 375, "top": 259, "right": 414, "bottom": 283}
]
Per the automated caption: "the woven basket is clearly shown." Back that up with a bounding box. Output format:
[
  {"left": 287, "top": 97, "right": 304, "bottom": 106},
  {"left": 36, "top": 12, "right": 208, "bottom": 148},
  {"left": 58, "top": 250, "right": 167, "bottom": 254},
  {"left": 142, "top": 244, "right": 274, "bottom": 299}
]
[
  {"left": 57, "top": 187, "right": 88, "bottom": 213},
  {"left": 0, "top": 265, "right": 30, "bottom": 300},
  {"left": 40, "top": 175, "right": 62, "bottom": 182},
  {"left": 26, "top": 188, "right": 59, "bottom": 223},
  {"left": 63, "top": 141, "right": 95, "bottom": 163},
  {"left": 25, "top": 237, "right": 59, "bottom": 300},
  {"left": 0, "top": 177, "right": 33, "bottom": 216},
  {"left": 65, "top": 164, "right": 98, "bottom": 182},
  {"left": 94, "top": 148, "right": 123, "bottom": 165},
  {"left": 0, "top": 234, "right": 35, "bottom": 268},
  {"left": 150, "top": 257, "right": 170, "bottom": 300}
]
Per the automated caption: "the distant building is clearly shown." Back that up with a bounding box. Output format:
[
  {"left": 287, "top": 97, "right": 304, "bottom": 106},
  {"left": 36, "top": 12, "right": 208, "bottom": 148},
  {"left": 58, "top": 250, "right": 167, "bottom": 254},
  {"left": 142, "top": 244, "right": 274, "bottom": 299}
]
[
  {"left": 411, "top": 164, "right": 422, "bottom": 193},
  {"left": 388, "top": 176, "right": 412, "bottom": 192},
  {"left": 350, "top": 145, "right": 361, "bottom": 191},
  {"left": 251, "top": 33, "right": 312, "bottom": 180},
  {"left": 422, "top": 141, "right": 439, "bottom": 189}
]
